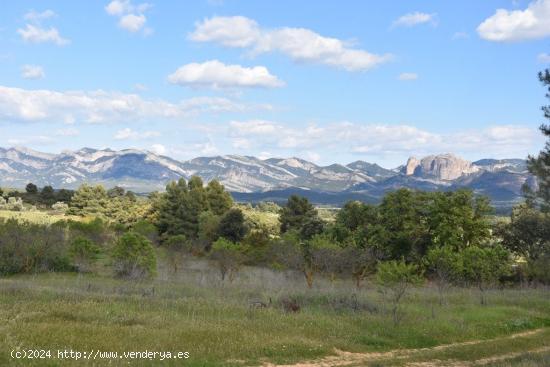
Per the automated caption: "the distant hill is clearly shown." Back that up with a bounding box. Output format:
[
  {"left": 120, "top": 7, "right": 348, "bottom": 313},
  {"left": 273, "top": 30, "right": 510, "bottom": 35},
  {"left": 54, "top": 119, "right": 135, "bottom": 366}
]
[{"left": 0, "top": 146, "right": 531, "bottom": 211}]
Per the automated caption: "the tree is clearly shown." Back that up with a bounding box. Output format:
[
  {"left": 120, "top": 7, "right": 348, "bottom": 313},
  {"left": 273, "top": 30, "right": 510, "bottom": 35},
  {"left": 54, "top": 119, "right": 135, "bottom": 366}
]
[
  {"left": 25, "top": 183, "right": 38, "bottom": 194},
  {"left": 425, "top": 245, "right": 461, "bottom": 305},
  {"left": 157, "top": 179, "right": 193, "bottom": 237},
  {"left": 112, "top": 232, "right": 157, "bottom": 279},
  {"left": 374, "top": 189, "right": 430, "bottom": 261},
  {"left": 336, "top": 201, "right": 377, "bottom": 232},
  {"left": 67, "top": 184, "right": 109, "bottom": 216},
  {"left": 163, "top": 235, "right": 190, "bottom": 273},
  {"left": 217, "top": 208, "right": 247, "bottom": 242},
  {"left": 279, "top": 195, "right": 322, "bottom": 239},
  {"left": 376, "top": 260, "right": 423, "bottom": 325},
  {"left": 40, "top": 185, "right": 56, "bottom": 206},
  {"left": 69, "top": 236, "right": 101, "bottom": 273},
  {"left": 428, "top": 190, "right": 492, "bottom": 250},
  {"left": 526, "top": 69, "right": 550, "bottom": 212},
  {"left": 459, "top": 245, "right": 511, "bottom": 305},
  {"left": 107, "top": 186, "right": 125, "bottom": 198},
  {"left": 206, "top": 179, "right": 233, "bottom": 215},
  {"left": 498, "top": 204, "right": 550, "bottom": 261},
  {"left": 209, "top": 238, "right": 246, "bottom": 281},
  {"left": 157, "top": 176, "right": 213, "bottom": 239}
]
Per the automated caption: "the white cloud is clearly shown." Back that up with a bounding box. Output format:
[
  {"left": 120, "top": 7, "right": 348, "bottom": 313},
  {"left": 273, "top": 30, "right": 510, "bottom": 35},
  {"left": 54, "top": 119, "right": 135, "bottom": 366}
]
[
  {"left": 55, "top": 127, "right": 79, "bottom": 136},
  {"left": 0, "top": 85, "right": 268, "bottom": 124},
  {"left": 392, "top": 12, "right": 438, "bottom": 28},
  {"left": 538, "top": 53, "right": 550, "bottom": 63},
  {"left": 229, "top": 120, "right": 279, "bottom": 135},
  {"left": 24, "top": 10, "right": 56, "bottom": 22},
  {"left": 105, "top": 0, "right": 152, "bottom": 34},
  {"left": 477, "top": 0, "right": 550, "bottom": 41},
  {"left": 168, "top": 60, "right": 284, "bottom": 89},
  {"left": 8, "top": 135, "right": 55, "bottom": 146},
  {"left": 17, "top": 24, "right": 70, "bottom": 45},
  {"left": 21, "top": 65, "right": 45, "bottom": 80},
  {"left": 398, "top": 72, "right": 418, "bottom": 81},
  {"left": 189, "top": 16, "right": 392, "bottom": 71},
  {"left": 118, "top": 14, "right": 146, "bottom": 32},
  {"left": 150, "top": 143, "right": 166, "bottom": 155},
  {"left": 227, "top": 120, "right": 539, "bottom": 159},
  {"left": 114, "top": 127, "right": 160, "bottom": 140}
]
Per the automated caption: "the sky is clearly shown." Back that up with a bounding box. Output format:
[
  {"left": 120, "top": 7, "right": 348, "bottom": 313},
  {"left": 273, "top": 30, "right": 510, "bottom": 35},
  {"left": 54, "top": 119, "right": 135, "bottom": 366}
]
[{"left": 0, "top": 0, "right": 549, "bottom": 168}]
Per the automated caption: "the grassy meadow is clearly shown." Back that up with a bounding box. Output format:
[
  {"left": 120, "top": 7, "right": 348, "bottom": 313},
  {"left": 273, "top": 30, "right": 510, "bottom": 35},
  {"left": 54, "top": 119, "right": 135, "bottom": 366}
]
[{"left": 1, "top": 255, "right": 549, "bottom": 367}]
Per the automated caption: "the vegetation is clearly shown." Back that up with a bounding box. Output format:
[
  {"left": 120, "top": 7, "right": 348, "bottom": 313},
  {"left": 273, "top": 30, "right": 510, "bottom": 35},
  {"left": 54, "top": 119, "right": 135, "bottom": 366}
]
[{"left": 0, "top": 68, "right": 548, "bottom": 366}]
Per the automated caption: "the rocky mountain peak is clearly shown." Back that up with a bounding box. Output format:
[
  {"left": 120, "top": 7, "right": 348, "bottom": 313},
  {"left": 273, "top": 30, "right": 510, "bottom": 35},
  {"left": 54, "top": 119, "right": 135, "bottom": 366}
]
[{"left": 403, "top": 153, "right": 479, "bottom": 181}]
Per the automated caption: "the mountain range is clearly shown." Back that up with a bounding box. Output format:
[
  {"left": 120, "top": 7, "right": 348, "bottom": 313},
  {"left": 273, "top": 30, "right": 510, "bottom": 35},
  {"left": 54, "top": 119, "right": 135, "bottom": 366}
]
[{"left": 0, "top": 147, "right": 533, "bottom": 212}]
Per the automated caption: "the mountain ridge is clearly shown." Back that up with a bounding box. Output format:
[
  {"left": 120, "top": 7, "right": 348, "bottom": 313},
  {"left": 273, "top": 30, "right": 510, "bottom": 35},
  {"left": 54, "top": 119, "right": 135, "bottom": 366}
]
[{"left": 0, "top": 146, "right": 531, "bottom": 211}]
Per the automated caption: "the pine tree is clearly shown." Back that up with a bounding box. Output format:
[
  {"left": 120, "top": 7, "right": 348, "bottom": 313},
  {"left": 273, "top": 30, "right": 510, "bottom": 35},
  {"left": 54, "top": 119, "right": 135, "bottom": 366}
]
[
  {"left": 206, "top": 179, "right": 233, "bottom": 215},
  {"left": 527, "top": 69, "right": 550, "bottom": 212}
]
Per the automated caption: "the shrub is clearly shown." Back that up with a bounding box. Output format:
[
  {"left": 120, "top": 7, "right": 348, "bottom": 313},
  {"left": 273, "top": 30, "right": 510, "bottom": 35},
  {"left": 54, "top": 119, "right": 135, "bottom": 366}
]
[
  {"left": 0, "top": 219, "right": 71, "bottom": 275},
  {"left": 425, "top": 246, "right": 462, "bottom": 305},
  {"left": 209, "top": 238, "right": 246, "bottom": 281},
  {"left": 376, "top": 260, "right": 423, "bottom": 324},
  {"left": 52, "top": 201, "right": 69, "bottom": 212},
  {"left": 112, "top": 232, "right": 157, "bottom": 279},
  {"left": 163, "top": 235, "right": 191, "bottom": 273},
  {"left": 459, "top": 245, "right": 511, "bottom": 305},
  {"left": 69, "top": 236, "right": 101, "bottom": 273},
  {"left": 217, "top": 208, "right": 247, "bottom": 242}
]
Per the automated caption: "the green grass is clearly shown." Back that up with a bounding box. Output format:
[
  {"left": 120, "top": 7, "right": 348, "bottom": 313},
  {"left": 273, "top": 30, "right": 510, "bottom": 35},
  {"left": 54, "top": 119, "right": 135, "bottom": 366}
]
[{"left": 0, "top": 259, "right": 549, "bottom": 366}]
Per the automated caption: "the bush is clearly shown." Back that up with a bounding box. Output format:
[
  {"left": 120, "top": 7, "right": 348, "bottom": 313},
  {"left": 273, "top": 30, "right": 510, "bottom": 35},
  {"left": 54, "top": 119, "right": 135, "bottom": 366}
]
[
  {"left": 112, "top": 232, "right": 157, "bottom": 279},
  {"left": 163, "top": 235, "right": 191, "bottom": 273},
  {"left": 132, "top": 220, "right": 159, "bottom": 246},
  {"left": 67, "top": 218, "right": 111, "bottom": 245},
  {"left": 425, "top": 246, "right": 462, "bottom": 304},
  {"left": 209, "top": 238, "right": 246, "bottom": 281},
  {"left": 52, "top": 201, "right": 69, "bottom": 212},
  {"left": 69, "top": 236, "right": 101, "bottom": 273},
  {"left": 0, "top": 219, "right": 71, "bottom": 275},
  {"left": 459, "top": 245, "right": 511, "bottom": 304},
  {"left": 376, "top": 260, "right": 423, "bottom": 324},
  {"left": 217, "top": 208, "right": 247, "bottom": 242}
]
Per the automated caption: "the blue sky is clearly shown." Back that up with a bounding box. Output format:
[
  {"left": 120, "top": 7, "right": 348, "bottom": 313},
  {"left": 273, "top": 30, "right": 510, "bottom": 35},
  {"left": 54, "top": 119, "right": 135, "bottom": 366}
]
[{"left": 0, "top": 0, "right": 549, "bottom": 167}]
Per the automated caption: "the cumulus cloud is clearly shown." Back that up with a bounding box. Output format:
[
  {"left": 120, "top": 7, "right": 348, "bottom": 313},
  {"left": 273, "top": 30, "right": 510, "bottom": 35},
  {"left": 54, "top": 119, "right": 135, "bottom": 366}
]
[
  {"left": 17, "top": 24, "right": 69, "bottom": 45},
  {"left": 189, "top": 16, "right": 392, "bottom": 71},
  {"left": 227, "top": 120, "right": 539, "bottom": 159},
  {"left": 114, "top": 127, "right": 160, "bottom": 140},
  {"left": 0, "top": 85, "right": 268, "bottom": 124},
  {"left": 105, "top": 0, "right": 152, "bottom": 34},
  {"left": 21, "top": 65, "right": 45, "bottom": 80},
  {"left": 168, "top": 60, "right": 284, "bottom": 89},
  {"left": 398, "top": 72, "right": 418, "bottom": 81},
  {"left": 477, "top": 0, "right": 550, "bottom": 41},
  {"left": 392, "top": 12, "right": 438, "bottom": 28},
  {"left": 18, "top": 9, "right": 69, "bottom": 46}
]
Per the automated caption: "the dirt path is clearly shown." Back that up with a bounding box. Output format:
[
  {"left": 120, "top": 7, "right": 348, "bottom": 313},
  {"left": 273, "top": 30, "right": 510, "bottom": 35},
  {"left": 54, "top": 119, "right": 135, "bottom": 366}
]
[{"left": 261, "top": 328, "right": 548, "bottom": 367}]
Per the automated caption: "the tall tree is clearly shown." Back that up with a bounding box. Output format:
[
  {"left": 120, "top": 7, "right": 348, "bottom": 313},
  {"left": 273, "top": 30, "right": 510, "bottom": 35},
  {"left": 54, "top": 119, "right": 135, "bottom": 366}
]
[
  {"left": 279, "top": 195, "right": 323, "bottom": 238},
  {"left": 206, "top": 179, "right": 233, "bottom": 215},
  {"left": 526, "top": 69, "right": 550, "bottom": 212},
  {"left": 25, "top": 183, "right": 38, "bottom": 194},
  {"left": 217, "top": 208, "right": 247, "bottom": 242}
]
